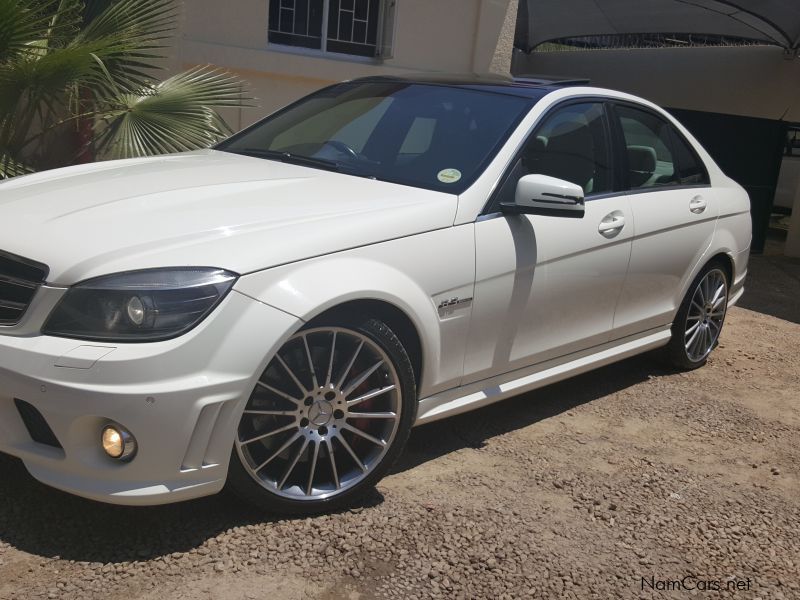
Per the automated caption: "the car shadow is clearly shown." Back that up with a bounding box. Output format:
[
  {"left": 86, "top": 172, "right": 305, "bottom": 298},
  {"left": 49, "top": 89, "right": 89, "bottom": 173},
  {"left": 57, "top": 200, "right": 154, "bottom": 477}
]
[
  {"left": 0, "top": 351, "right": 671, "bottom": 565},
  {"left": 0, "top": 453, "right": 384, "bottom": 564},
  {"left": 392, "top": 351, "right": 670, "bottom": 475}
]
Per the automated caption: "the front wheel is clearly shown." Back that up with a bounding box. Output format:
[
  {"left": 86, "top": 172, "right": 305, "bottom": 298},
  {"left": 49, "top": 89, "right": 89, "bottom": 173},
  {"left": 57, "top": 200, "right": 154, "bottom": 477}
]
[
  {"left": 665, "top": 263, "right": 729, "bottom": 370},
  {"left": 227, "top": 318, "right": 416, "bottom": 514}
]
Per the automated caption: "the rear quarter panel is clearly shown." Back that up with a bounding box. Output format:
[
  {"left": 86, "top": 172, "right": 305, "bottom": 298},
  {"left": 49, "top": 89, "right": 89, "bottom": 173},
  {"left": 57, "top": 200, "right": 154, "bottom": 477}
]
[{"left": 711, "top": 179, "right": 752, "bottom": 298}]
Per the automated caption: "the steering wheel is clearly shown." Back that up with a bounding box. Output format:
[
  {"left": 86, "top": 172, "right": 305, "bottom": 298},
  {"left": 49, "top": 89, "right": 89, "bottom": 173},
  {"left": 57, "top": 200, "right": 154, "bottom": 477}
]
[{"left": 324, "top": 140, "right": 360, "bottom": 161}]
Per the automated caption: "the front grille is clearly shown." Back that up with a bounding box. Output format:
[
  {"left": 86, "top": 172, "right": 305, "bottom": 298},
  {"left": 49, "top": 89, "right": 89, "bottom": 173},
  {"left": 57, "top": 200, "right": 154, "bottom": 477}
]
[
  {"left": 0, "top": 250, "right": 48, "bottom": 326},
  {"left": 14, "top": 399, "right": 63, "bottom": 449}
]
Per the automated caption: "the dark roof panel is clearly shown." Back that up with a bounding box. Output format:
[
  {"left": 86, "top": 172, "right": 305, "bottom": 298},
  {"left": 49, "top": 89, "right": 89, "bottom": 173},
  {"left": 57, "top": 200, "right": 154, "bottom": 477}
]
[{"left": 349, "top": 74, "right": 588, "bottom": 99}]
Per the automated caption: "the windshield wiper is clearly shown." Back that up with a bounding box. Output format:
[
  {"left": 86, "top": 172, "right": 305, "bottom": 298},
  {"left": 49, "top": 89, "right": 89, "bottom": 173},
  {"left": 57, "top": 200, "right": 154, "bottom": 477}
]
[{"left": 228, "top": 148, "right": 344, "bottom": 173}]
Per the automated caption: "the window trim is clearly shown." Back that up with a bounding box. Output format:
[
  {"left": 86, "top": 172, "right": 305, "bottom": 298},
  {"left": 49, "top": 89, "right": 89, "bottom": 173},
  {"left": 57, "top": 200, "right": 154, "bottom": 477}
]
[
  {"left": 608, "top": 100, "right": 711, "bottom": 192},
  {"left": 266, "top": 41, "right": 382, "bottom": 64},
  {"left": 482, "top": 96, "right": 619, "bottom": 215}
]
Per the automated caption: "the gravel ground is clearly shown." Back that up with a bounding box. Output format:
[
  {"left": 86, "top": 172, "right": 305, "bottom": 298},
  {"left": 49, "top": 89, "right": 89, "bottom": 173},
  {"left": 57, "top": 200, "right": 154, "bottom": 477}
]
[{"left": 1, "top": 297, "right": 799, "bottom": 599}]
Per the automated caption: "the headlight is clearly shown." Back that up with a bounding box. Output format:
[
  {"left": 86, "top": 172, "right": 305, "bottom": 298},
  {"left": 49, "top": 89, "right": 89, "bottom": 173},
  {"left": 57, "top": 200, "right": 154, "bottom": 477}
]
[{"left": 43, "top": 268, "right": 237, "bottom": 342}]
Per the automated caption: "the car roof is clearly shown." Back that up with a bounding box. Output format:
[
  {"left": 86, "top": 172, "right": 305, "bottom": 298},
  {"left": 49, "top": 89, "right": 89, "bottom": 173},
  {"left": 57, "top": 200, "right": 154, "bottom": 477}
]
[{"left": 348, "top": 74, "right": 591, "bottom": 100}]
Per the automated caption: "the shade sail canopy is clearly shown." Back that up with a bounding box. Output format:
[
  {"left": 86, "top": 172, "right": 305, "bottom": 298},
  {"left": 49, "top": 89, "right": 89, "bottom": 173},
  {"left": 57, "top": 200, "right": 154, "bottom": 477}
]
[{"left": 516, "top": 0, "right": 800, "bottom": 51}]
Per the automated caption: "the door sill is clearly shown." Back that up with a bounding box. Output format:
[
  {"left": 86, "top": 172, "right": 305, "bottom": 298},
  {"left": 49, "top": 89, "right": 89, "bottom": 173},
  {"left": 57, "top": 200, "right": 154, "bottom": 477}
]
[{"left": 415, "top": 326, "right": 671, "bottom": 425}]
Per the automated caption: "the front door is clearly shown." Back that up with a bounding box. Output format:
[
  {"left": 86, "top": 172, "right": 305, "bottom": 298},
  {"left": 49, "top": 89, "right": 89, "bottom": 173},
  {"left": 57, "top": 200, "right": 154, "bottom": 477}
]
[{"left": 462, "top": 101, "right": 633, "bottom": 384}]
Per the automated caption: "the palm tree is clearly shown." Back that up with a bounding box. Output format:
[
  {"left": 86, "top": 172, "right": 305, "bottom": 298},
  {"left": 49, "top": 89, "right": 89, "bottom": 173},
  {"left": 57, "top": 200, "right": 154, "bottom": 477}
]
[{"left": 0, "top": 0, "right": 249, "bottom": 178}]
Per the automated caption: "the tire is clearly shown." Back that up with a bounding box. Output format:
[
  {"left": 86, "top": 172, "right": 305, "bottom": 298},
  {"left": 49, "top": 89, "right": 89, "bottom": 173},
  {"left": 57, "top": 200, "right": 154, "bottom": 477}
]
[
  {"left": 664, "top": 261, "right": 730, "bottom": 370},
  {"left": 227, "top": 317, "right": 417, "bottom": 515}
]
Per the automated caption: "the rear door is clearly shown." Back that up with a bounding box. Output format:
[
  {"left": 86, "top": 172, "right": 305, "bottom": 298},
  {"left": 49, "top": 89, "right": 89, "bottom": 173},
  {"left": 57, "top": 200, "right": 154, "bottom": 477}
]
[{"left": 609, "top": 103, "right": 718, "bottom": 337}]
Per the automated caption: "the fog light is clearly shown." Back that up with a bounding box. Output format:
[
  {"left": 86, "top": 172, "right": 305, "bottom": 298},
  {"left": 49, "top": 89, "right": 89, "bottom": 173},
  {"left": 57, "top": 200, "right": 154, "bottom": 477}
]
[{"left": 101, "top": 423, "right": 137, "bottom": 461}]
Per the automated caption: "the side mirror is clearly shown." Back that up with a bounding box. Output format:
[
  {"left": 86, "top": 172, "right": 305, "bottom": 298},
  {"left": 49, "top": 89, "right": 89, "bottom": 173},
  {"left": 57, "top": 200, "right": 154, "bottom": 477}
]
[{"left": 500, "top": 174, "right": 585, "bottom": 218}]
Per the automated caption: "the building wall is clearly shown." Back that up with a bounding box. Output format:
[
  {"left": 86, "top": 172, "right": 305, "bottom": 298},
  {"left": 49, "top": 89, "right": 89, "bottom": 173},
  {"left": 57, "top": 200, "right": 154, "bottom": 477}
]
[{"left": 177, "top": 0, "right": 518, "bottom": 128}]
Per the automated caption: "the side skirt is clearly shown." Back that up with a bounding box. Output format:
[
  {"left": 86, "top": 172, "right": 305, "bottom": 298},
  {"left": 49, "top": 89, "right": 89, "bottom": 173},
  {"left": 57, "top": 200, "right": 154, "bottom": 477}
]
[{"left": 414, "top": 326, "right": 671, "bottom": 425}]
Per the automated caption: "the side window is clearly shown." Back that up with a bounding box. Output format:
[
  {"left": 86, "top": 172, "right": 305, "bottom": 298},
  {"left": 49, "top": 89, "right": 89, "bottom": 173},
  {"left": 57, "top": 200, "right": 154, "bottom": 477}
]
[
  {"left": 492, "top": 102, "right": 612, "bottom": 206},
  {"left": 670, "top": 128, "right": 710, "bottom": 185},
  {"left": 526, "top": 103, "right": 612, "bottom": 195},
  {"left": 616, "top": 105, "right": 679, "bottom": 189}
]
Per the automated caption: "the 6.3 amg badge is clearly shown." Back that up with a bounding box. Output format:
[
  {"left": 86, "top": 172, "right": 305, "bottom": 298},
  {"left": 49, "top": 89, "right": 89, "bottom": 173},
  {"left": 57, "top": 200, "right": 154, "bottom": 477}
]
[{"left": 437, "top": 296, "right": 473, "bottom": 309}]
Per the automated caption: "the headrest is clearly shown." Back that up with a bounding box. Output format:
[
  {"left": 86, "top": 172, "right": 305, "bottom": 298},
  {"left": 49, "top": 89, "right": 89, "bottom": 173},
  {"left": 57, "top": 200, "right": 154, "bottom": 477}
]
[
  {"left": 548, "top": 122, "right": 593, "bottom": 151},
  {"left": 627, "top": 145, "right": 657, "bottom": 173},
  {"left": 530, "top": 136, "right": 547, "bottom": 152}
]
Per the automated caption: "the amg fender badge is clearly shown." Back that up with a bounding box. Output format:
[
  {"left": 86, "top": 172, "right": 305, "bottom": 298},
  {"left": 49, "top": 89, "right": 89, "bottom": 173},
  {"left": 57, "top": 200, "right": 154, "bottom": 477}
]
[{"left": 437, "top": 297, "right": 473, "bottom": 309}]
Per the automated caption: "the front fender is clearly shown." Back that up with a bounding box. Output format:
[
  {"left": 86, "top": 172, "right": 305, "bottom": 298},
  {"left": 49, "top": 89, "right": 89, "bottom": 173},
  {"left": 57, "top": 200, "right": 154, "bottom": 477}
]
[{"left": 234, "top": 226, "right": 477, "bottom": 397}]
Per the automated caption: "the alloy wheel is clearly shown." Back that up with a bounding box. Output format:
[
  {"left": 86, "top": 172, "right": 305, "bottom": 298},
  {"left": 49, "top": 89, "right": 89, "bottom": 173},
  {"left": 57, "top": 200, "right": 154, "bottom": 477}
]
[
  {"left": 236, "top": 327, "right": 402, "bottom": 501},
  {"left": 684, "top": 268, "right": 728, "bottom": 363}
]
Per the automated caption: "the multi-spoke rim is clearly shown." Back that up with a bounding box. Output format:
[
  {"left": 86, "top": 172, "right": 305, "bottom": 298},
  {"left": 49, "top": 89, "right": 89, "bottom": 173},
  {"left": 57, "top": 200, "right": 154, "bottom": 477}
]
[
  {"left": 236, "top": 327, "right": 402, "bottom": 501},
  {"left": 684, "top": 268, "right": 728, "bottom": 363}
]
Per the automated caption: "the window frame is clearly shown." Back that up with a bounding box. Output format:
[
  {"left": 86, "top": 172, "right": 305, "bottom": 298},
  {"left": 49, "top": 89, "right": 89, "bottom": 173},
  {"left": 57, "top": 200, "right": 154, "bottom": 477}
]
[
  {"left": 607, "top": 100, "right": 711, "bottom": 195},
  {"left": 483, "top": 97, "right": 622, "bottom": 215},
  {"left": 267, "top": 0, "right": 390, "bottom": 61}
]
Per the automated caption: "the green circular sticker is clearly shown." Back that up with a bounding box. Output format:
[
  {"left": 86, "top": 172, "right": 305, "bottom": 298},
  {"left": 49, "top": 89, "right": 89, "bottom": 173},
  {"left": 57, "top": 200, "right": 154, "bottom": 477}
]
[{"left": 437, "top": 168, "right": 462, "bottom": 184}]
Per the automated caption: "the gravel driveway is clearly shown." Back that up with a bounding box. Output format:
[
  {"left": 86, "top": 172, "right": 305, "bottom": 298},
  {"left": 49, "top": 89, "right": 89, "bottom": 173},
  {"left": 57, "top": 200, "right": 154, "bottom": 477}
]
[{"left": 1, "top": 298, "right": 799, "bottom": 599}]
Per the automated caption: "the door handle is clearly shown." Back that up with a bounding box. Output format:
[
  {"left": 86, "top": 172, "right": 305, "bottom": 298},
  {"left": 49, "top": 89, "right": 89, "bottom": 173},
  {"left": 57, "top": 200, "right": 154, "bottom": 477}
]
[
  {"left": 689, "top": 195, "right": 707, "bottom": 214},
  {"left": 598, "top": 212, "right": 625, "bottom": 237}
]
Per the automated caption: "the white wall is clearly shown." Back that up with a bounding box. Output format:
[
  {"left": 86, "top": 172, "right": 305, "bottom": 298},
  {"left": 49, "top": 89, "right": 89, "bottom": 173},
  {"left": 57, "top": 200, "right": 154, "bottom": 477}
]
[{"left": 177, "top": 0, "right": 518, "bottom": 127}]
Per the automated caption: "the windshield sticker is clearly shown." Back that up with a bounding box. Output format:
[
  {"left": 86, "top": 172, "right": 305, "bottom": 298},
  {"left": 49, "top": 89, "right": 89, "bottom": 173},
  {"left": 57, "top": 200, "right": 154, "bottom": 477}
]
[{"left": 437, "top": 168, "right": 462, "bottom": 184}]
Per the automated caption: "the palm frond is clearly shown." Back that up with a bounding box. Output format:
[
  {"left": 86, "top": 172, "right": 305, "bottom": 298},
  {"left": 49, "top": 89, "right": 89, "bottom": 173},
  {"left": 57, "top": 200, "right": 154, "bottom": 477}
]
[
  {"left": 80, "top": 0, "right": 176, "bottom": 43},
  {"left": 75, "top": 0, "right": 177, "bottom": 91},
  {"left": 94, "top": 65, "right": 251, "bottom": 159},
  {"left": 0, "top": 0, "right": 82, "bottom": 61},
  {"left": 0, "top": 150, "right": 32, "bottom": 178},
  {"left": 0, "top": 39, "right": 116, "bottom": 117},
  {"left": 82, "top": 0, "right": 112, "bottom": 24},
  {"left": 0, "top": 1, "right": 252, "bottom": 173}
]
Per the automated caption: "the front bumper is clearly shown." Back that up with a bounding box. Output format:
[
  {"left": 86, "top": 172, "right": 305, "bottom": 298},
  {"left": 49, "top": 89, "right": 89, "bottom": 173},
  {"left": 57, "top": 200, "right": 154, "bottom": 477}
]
[{"left": 0, "top": 290, "right": 299, "bottom": 505}]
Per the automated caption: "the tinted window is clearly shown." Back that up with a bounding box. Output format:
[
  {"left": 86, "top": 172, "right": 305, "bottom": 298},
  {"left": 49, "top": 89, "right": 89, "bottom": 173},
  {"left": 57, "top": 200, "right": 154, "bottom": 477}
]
[
  {"left": 491, "top": 102, "right": 612, "bottom": 207},
  {"left": 616, "top": 105, "right": 679, "bottom": 189},
  {"left": 220, "top": 82, "right": 535, "bottom": 194},
  {"left": 670, "top": 127, "right": 710, "bottom": 185}
]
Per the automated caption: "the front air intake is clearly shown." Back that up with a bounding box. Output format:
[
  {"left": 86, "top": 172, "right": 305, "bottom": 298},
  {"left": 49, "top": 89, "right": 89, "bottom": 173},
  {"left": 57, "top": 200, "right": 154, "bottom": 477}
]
[{"left": 14, "top": 399, "right": 63, "bottom": 449}]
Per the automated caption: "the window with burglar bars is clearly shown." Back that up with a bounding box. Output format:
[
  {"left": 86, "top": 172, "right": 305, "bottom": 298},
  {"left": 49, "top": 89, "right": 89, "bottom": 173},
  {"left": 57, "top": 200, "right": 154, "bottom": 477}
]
[{"left": 268, "top": 0, "right": 393, "bottom": 58}]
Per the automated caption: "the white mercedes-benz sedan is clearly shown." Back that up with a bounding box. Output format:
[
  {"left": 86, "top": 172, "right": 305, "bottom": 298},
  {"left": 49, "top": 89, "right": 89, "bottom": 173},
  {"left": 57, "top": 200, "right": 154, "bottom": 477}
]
[{"left": 0, "top": 76, "right": 751, "bottom": 513}]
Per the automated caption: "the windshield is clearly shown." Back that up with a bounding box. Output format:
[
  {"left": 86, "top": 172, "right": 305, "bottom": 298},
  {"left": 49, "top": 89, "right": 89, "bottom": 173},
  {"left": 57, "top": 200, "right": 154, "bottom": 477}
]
[{"left": 218, "top": 81, "right": 534, "bottom": 194}]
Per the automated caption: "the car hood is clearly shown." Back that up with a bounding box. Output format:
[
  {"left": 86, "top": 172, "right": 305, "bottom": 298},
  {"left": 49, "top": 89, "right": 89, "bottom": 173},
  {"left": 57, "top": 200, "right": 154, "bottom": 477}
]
[{"left": 0, "top": 150, "right": 457, "bottom": 285}]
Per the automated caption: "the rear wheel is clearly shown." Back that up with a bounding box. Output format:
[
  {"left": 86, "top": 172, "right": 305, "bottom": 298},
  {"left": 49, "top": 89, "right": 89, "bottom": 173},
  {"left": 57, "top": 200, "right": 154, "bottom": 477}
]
[
  {"left": 665, "top": 262, "right": 729, "bottom": 370},
  {"left": 227, "top": 318, "right": 416, "bottom": 514}
]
